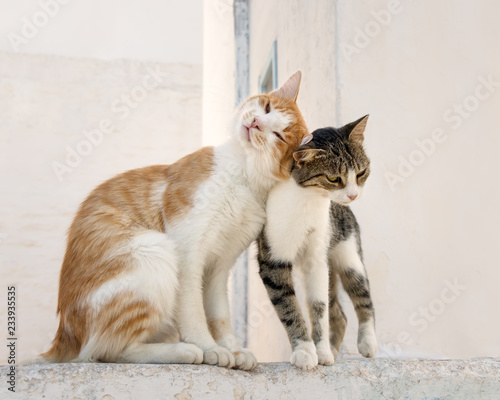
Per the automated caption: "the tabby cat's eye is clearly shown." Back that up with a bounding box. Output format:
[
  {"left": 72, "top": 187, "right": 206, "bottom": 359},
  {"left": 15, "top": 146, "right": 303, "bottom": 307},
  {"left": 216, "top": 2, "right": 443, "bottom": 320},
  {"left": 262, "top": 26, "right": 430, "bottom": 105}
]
[
  {"left": 265, "top": 102, "right": 271, "bottom": 114},
  {"left": 327, "top": 176, "right": 342, "bottom": 184},
  {"left": 357, "top": 169, "right": 367, "bottom": 178},
  {"left": 273, "top": 132, "right": 285, "bottom": 142}
]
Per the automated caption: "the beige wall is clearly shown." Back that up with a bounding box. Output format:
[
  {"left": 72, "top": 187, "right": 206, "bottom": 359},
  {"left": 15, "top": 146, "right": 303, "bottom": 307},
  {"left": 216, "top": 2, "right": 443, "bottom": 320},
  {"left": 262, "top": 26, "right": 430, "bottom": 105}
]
[
  {"left": 0, "top": 0, "right": 202, "bottom": 64},
  {"left": 202, "top": 0, "right": 236, "bottom": 146},
  {"left": 241, "top": 0, "right": 500, "bottom": 360}
]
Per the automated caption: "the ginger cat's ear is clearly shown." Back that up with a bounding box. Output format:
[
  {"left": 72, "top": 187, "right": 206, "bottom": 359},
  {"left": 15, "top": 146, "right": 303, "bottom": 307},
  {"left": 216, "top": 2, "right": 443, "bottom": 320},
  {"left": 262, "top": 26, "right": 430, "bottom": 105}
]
[
  {"left": 270, "top": 71, "right": 302, "bottom": 102},
  {"left": 346, "top": 115, "right": 369, "bottom": 142}
]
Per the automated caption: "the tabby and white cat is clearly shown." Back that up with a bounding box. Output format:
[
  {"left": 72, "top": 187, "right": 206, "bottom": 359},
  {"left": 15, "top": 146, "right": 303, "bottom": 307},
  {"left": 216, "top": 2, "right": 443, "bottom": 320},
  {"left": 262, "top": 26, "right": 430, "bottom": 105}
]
[
  {"left": 43, "top": 72, "right": 312, "bottom": 370},
  {"left": 257, "top": 116, "right": 378, "bottom": 370}
]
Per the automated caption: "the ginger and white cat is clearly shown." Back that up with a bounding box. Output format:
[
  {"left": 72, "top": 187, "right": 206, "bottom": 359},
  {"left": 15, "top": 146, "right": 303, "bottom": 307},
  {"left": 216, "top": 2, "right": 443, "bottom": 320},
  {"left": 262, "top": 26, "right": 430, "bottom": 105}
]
[{"left": 43, "top": 72, "right": 311, "bottom": 370}]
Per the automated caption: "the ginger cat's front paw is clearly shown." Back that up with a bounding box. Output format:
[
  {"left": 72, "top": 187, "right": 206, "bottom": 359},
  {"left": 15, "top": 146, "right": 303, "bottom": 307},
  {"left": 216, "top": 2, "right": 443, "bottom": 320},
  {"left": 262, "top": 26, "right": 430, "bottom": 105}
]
[
  {"left": 203, "top": 346, "right": 235, "bottom": 368},
  {"left": 290, "top": 341, "right": 318, "bottom": 370},
  {"left": 233, "top": 348, "right": 257, "bottom": 370},
  {"left": 177, "top": 343, "right": 204, "bottom": 364}
]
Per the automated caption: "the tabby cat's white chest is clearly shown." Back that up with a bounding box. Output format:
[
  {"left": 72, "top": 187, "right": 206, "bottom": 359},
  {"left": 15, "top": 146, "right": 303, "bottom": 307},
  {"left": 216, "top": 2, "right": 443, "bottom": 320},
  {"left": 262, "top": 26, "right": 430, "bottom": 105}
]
[{"left": 265, "top": 179, "right": 331, "bottom": 262}]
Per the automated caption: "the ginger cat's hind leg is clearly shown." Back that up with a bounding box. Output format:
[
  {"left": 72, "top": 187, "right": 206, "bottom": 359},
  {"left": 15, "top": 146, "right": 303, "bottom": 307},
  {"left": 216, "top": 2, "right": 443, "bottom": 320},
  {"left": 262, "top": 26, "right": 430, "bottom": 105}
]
[
  {"left": 114, "top": 342, "right": 203, "bottom": 364},
  {"left": 47, "top": 230, "right": 203, "bottom": 364}
]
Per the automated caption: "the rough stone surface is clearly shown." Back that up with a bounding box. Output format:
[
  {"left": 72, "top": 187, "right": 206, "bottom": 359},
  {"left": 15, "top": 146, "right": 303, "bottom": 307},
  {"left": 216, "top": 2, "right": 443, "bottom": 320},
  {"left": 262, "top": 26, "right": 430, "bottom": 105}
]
[{"left": 1, "top": 359, "right": 499, "bottom": 399}]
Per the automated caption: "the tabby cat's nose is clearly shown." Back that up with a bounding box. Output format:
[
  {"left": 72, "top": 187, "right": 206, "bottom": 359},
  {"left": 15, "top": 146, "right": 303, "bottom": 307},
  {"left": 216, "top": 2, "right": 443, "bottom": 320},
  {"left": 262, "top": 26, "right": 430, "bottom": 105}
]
[{"left": 348, "top": 194, "right": 358, "bottom": 201}]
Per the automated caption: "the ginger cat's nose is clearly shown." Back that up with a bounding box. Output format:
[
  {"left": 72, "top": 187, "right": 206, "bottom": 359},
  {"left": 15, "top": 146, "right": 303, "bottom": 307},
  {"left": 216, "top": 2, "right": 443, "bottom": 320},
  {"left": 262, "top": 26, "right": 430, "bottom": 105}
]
[{"left": 250, "top": 118, "right": 261, "bottom": 131}]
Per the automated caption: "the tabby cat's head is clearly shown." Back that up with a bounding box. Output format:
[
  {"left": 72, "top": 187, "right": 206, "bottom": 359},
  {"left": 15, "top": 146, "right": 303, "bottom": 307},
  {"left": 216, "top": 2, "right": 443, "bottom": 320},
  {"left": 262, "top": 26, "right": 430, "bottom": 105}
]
[
  {"left": 234, "top": 71, "right": 311, "bottom": 181},
  {"left": 292, "top": 116, "right": 370, "bottom": 205}
]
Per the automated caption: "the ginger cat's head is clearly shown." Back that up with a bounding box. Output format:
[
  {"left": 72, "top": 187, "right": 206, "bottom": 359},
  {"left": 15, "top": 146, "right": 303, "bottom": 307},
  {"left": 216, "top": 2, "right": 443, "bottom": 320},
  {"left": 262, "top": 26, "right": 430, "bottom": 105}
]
[
  {"left": 292, "top": 115, "right": 370, "bottom": 205},
  {"left": 234, "top": 71, "right": 311, "bottom": 181}
]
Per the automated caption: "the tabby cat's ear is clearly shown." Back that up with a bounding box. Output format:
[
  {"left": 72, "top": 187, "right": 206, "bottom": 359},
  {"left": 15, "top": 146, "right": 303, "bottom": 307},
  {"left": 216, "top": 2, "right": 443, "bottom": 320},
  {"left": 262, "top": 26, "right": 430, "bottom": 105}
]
[
  {"left": 270, "top": 71, "right": 302, "bottom": 102},
  {"left": 346, "top": 114, "right": 369, "bottom": 142},
  {"left": 293, "top": 148, "right": 325, "bottom": 168},
  {"left": 300, "top": 134, "right": 313, "bottom": 146}
]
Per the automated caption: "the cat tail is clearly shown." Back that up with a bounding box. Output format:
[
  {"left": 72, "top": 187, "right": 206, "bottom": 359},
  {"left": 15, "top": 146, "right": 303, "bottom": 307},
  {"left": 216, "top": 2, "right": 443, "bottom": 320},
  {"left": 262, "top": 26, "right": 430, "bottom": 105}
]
[{"left": 41, "top": 317, "right": 79, "bottom": 363}]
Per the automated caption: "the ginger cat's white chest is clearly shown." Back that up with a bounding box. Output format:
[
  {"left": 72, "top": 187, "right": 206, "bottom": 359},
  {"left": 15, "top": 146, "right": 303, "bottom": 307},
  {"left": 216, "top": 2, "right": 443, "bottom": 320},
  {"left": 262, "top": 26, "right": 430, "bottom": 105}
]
[{"left": 168, "top": 154, "right": 268, "bottom": 266}]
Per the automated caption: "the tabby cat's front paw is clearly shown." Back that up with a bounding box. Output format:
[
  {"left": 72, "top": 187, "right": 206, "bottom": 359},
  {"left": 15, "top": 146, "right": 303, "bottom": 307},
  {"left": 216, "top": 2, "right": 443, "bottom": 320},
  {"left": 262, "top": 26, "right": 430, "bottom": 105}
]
[
  {"left": 233, "top": 348, "right": 257, "bottom": 370},
  {"left": 358, "top": 332, "right": 378, "bottom": 358},
  {"left": 290, "top": 341, "right": 318, "bottom": 370},
  {"left": 203, "top": 346, "right": 235, "bottom": 368},
  {"left": 316, "top": 342, "right": 334, "bottom": 365}
]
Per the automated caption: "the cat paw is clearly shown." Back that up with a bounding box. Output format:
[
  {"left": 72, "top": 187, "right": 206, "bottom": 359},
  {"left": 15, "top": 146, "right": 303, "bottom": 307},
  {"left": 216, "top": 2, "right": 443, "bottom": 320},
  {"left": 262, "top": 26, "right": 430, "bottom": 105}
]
[
  {"left": 317, "top": 350, "right": 335, "bottom": 365},
  {"left": 203, "top": 346, "right": 235, "bottom": 368},
  {"left": 177, "top": 343, "right": 204, "bottom": 364},
  {"left": 290, "top": 341, "right": 318, "bottom": 370},
  {"left": 233, "top": 348, "right": 258, "bottom": 370},
  {"left": 358, "top": 333, "right": 378, "bottom": 358},
  {"left": 316, "top": 343, "right": 334, "bottom": 366}
]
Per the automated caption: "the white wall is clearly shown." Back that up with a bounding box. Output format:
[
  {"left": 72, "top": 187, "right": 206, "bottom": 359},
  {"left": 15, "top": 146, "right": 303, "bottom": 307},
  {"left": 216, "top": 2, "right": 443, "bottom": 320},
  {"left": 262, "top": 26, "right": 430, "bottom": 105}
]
[
  {"left": 0, "top": 1, "right": 203, "bottom": 362},
  {"left": 202, "top": 0, "right": 236, "bottom": 146},
  {"left": 0, "top": 0, "right": 202, "bottom": 64},
  {"left": 243, "top": 0, "right": 500, "bottom": 361}
]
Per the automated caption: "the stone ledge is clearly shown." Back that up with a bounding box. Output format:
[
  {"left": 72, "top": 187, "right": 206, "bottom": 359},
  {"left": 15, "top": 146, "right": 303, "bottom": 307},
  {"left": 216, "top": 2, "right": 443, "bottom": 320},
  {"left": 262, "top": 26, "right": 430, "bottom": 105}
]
[{"left": 1, "top": 358, "right": 499, "bottom": 399}]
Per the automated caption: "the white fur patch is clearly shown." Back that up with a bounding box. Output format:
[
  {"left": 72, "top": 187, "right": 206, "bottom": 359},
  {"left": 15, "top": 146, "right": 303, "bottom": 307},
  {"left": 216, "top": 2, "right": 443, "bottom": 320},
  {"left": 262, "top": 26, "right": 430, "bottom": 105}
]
[
  {"left": 88, "top": 231, "right": 178, "bottom": 318},
  {"left": 329, "top": 234, "right": 364, "bottom": 275}
]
